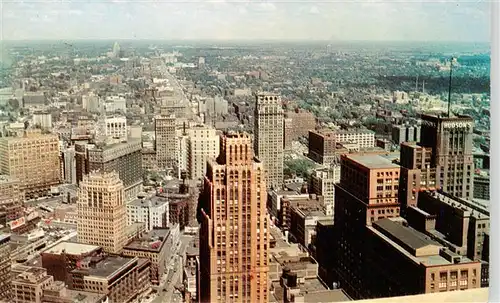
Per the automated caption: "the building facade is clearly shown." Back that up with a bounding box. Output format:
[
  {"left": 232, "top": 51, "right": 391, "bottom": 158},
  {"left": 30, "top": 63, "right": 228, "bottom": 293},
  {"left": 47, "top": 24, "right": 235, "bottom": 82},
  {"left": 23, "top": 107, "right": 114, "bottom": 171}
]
[
  {"left": 0, "top": 175, "right": 24, "bottom": 226},
  {"left": 254, "top": 93, "right": 284, "bottom": 190},
  {"left": 0, "top": 130, "right": 61, "bottom": 199},
  {"left": 155, "top": 114, "right": 177, "bottom": 170},
  {"left": 419, "top": 114, "right": 475, "bottom": 200},
  {"left": 199, "top": 132, "right": 270, "bottom": 302},
  {"left": 86, "top": 139, "right": 143, "bottom": 201},
  {"left": 126, "top": 197, "right": 169, "bottom": 230},
  {"left": 187, "top": 125, "right": 220, "bottom": 180},
  {"left": 310, "top": 165, "right": 341, "bottom": 217},
  {"left": 0, "top": 234, "right": 11, "bottom": 301},
  {"left": 77, "top": 171, "right": 127, "bottom": 254}
]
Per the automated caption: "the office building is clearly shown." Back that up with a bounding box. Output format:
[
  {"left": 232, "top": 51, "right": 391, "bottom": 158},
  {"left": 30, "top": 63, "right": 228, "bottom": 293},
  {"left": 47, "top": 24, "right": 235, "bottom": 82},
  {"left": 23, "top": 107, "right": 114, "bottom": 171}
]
[
  {"left": 104, "top": 116, "right": 127, "bottom": 140},
  {"left": 308, "top": 129, "right": 375, "bottom": 165},
  {"left": 126, "top": 196, "right": 169, "bottom": 230},
  {"left": 0, "top": 234, "right": 11, "bottom": 301},
  {"left": 398, "top": 142, "right": 439, "bottom": 213},
  {"left": 417, "top": 191, "right": 489, "bottom": 262},
  {"left": 122, "top": 227, "right": 178, "bottom": 285},
  {"left": 254, "top": 92, "right": 284, "bottom": 189},
  {"left": 0, "top": 175, "right": 24, "bottom": 226},
  {"left": 84, "top": 139, "right": 143, "bottom": 201},
  {"left": 40, "top": 242, "right": 103, "bottom": 287},
  {"left": 155, "top": 113, "right": 177, "bottom": 170},
  {"left": 365, "top": 218, "right": 481, "bottom": 298},
  {"left": 68, "top": 255, "right": 150, "bottom": 303},
  {"left": 283, "top": 109, "right": 316, "bottom": 150},
  {"left": 419, "top": 114, "right": 475, "bottom": 200},
  {"left": 77, "top": 171, "right": 127, "bottom": 254},
  {"left": 391, "top": 124, "right": 421, "bottom": 144},
  {"left": 0, "top": 130, "right": 61, "bottom": 199},
  {"left": 32, "top": 112, "right": 52, "bottom": 129},
  {"left": 310, "top": 165, "right": 341, "bottom": 217},
  {"left": 199, "top": 132, "right": 269, "bottom": 302},
  {"left": 333, "top": 154, "right": 401, "bottom": 299},
  {"left": 12, "top": 267, "right": 54, "bottom": 303},
  {"left": 473, "top": 170, "right": 490, "bottom": 200},
  {"left": 187, "top": 125, "right": 220, "bottom": 180},
  {"left": 61, "top": 146, "right": 77, "bottom": 184}
]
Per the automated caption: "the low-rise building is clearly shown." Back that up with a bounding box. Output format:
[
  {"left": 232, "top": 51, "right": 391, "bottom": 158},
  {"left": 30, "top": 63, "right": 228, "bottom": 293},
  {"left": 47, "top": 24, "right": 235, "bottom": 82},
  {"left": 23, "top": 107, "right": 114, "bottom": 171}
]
[
  {"left": 69, "top": 255, "right": 150, "bottom": 303},
  {"left": 126, "top": 197, "right": 169, "bottom": 231},
  {"left": 12, "top": 266, "right": 54, "bottom": 303},
  {"left": 122, "top": 227, "right": 179, "bottom": 285}
]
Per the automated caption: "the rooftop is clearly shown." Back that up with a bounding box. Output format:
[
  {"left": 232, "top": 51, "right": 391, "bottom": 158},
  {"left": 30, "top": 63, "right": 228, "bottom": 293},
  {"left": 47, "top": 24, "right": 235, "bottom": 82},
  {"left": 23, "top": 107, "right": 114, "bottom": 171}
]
[
  {"left": 346, "top": 154, "right": 400, "bottom": 170},
  {"left": 78, "top": 256, "right": 136, "bottom": 279},
  {"left": 123, "top": 228, "right": 170, "bottom": 252},
  {"left": 373, "top": 218, "right": 441, "bottom": 252},
  {"left": 43, "top": 241, "right": 101, "bottom": 256},
  {"left": 356, "top": 287, "right": 487, "bottom": 303}
]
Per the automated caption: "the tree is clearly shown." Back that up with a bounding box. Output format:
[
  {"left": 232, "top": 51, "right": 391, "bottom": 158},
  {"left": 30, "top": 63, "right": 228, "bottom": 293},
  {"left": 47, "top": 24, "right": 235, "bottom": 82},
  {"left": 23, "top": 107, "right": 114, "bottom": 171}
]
[{"left": 284, "top": 158, "right": 315, "bottom": 179}]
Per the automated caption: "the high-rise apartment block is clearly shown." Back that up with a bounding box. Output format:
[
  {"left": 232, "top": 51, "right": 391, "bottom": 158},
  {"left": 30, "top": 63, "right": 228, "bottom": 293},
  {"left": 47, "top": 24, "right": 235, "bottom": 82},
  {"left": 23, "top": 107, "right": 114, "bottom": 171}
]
[
  {"left": 254, "top": 93, "right": 284, "bottom": 189},
  {"left": 0, "top": 175, "right": 24, "bottom": 226},
  {"left": 78, "top": 139, "right": 143, "bottom": 201},
  {"left": 187, "top": 125, "right": 220, "bottom": 180},
  {"left": 199, "top": 132, "right": 269, "bottom": 303},
  {"left": 155, "top": 114, "right": 177, "bottom": 170},
  {"left": 419, "top": 114, "right": 474, "bottom": 200},
  {"left": 0, "top": 130, "right": 61, "bottom": 199},
  {"left": 77, "top": 171, "right": 127, "bottom": 254},
  {"left": 0, "top": 234, "right": 11, "bottom": 301}
]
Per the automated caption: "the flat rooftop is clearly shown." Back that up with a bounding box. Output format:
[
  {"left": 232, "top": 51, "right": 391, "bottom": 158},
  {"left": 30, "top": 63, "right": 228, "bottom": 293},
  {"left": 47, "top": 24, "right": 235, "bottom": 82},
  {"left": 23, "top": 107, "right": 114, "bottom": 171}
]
[
  {"left": 356, "top": 287, "right": 487, "bottom": 303},
  {"left": 123, "top": 228, "right": 170, "bottom": 252},
  {"left": 346, "top": 154, "right": 400, "bottom": 169},
  {"left": 84, "top": 256, "right": 136, "bottom": 279},
  {"left": 43, "top": 241, "right": 100, "bottom": 256},
  {"left": 374, "top": 218, "right": 441, "bottom": 252}
]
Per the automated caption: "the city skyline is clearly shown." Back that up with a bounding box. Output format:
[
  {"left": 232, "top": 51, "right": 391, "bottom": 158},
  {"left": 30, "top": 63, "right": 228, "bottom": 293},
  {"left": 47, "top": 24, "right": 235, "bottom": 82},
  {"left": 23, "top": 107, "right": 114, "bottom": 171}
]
[{"left": 1, "top": 0, "right": 491, "bottom": 42}]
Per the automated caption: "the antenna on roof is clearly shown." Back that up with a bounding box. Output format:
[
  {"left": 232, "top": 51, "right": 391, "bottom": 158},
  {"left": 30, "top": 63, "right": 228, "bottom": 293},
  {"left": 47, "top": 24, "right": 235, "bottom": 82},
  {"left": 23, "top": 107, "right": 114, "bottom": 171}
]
[{"left": 447, "top": 57, "right": 455, "bottom": 117}]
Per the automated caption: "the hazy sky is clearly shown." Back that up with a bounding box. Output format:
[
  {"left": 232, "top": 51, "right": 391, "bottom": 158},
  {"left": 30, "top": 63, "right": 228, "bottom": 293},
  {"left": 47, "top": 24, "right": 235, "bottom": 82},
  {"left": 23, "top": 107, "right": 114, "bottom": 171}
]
[{"left": 1, "top": 0, "right": 491, "bottom": 42}]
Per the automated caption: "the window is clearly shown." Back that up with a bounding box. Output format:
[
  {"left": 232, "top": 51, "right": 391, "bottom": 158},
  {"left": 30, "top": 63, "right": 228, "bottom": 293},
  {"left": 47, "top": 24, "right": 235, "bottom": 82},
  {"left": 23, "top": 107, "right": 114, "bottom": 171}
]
[{"left": 439, "top": 282, "right": 447, "bottom": 289}]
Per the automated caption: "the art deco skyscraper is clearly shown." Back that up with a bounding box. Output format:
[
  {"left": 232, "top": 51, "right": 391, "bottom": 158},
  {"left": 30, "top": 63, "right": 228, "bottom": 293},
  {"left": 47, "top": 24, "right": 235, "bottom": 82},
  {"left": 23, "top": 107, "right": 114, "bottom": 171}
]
[
  {"left": 254, "top": 93, "right": 284, "bottom": 190},
  {"left": 77, "top": 171, "right": 127, "bottom": 254},
  {"left": 199, "top": 132, "right": 269, "bottom": 303}
]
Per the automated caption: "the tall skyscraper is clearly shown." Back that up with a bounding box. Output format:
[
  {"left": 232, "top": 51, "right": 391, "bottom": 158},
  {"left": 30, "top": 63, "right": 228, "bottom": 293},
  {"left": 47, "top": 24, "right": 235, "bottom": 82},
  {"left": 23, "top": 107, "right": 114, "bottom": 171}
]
[
  {"left": 254, "top": 93, "right": 284, "bottom": 190},
  {"left": 77, "top": 171, "right": 127, "bottom": 254},
  {"left": 0, "top": 129, "right": 61, "bottom": 199},
  {"left": 419, "top": 114, "right": 474, "bottom": 200},
  {"left": 199, "top": 132, "right": 269, "bottom": 303},
  {"left": 155, "top": 113, "right": 177, "bottom": 170},
  {"left": 187, "top": 125, "right": 220, "bottom": 180}
]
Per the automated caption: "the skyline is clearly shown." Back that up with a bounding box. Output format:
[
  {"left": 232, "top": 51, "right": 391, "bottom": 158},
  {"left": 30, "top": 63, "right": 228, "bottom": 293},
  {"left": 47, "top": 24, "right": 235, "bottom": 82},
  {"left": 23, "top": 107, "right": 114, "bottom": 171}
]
[{"left": 1, "top": 0, "right": 491, "bottom": 42}]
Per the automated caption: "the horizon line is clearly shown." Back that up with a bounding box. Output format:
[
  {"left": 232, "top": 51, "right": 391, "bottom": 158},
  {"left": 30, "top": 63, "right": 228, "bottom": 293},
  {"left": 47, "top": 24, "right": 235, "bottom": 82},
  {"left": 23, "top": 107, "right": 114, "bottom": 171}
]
[{"left": 0, "top": 38, "right": 491, "bottom": 44}]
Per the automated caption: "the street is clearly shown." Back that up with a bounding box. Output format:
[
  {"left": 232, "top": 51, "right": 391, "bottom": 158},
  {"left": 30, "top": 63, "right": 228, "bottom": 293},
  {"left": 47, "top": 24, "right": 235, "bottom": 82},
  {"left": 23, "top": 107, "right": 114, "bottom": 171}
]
[{"left": 148, "top": 234, "right": 193, "bottom": 303}]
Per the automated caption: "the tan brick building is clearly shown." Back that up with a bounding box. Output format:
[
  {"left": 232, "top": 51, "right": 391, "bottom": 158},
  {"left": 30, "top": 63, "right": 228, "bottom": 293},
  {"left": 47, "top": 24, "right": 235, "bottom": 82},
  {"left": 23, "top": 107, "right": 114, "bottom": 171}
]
[
  {"left": 0, "top": 130, "right": 61, "bottom": 199},
  {"left": 77, "top": 171, "right": 127, "bottom": 254}
]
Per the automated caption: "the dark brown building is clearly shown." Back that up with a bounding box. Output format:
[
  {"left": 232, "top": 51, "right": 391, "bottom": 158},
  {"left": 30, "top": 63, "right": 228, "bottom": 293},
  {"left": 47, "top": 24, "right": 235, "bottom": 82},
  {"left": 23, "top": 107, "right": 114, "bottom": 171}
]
[
  {"left": 284, "top": 109, "right": 316, "bottom": 149},
  {"left": 308, "top": 129, "right": 337, "bottom": 164},
  {"left": 169, "top": 199, "right": 190, "bottom": 230},
  {"left": 419, "top": 114, "right": 475, "bottom": 201},
  {"left": 41, "top": 242, "right": 103, "bottom": 286},
  {"left": 398, "top": 142, "right": 440, "bottom": 213}
]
